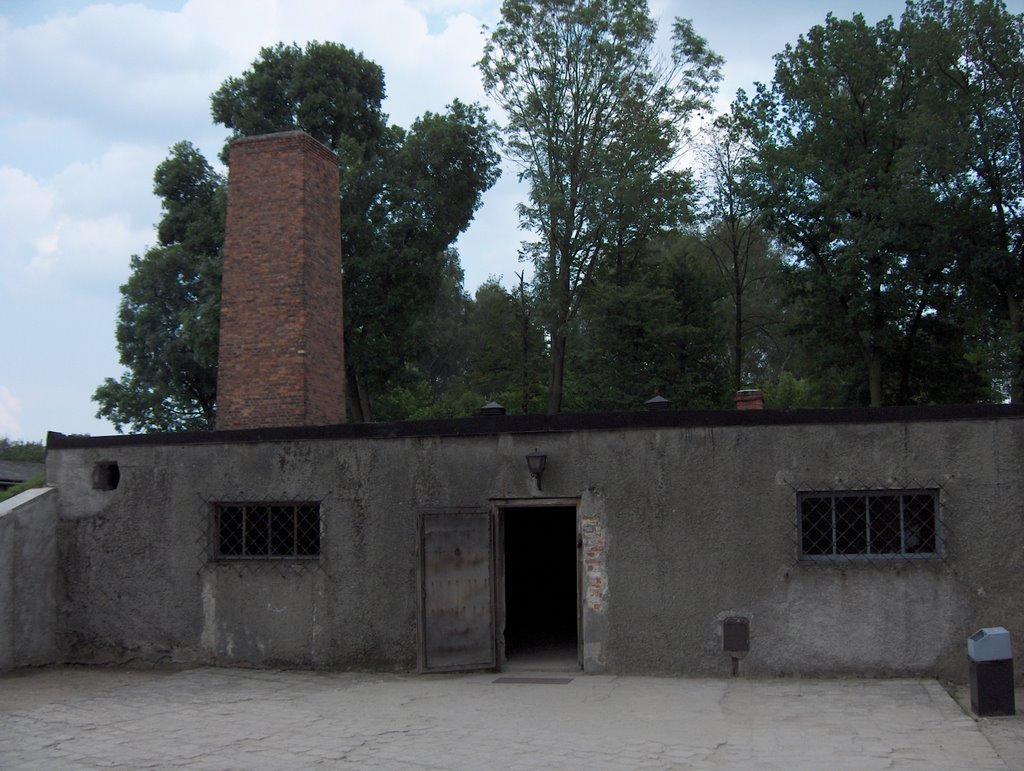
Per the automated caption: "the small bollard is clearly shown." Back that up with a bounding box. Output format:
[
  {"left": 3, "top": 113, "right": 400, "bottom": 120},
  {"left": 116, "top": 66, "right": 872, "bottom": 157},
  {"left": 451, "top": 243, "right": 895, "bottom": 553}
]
[{"left": 968, "top": 627, "right": 1015, "bottom": 717}]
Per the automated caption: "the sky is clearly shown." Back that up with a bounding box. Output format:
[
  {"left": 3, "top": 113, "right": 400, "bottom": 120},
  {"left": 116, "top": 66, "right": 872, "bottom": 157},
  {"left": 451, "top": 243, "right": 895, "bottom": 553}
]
[{"left": 2, "top": 0, "right": 1021, "bottom": 443}]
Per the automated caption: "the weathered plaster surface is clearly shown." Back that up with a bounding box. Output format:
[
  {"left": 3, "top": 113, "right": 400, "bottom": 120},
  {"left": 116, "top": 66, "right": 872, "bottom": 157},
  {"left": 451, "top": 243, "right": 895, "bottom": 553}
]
[
  {"left": 44, "top": 410, "right": 1024, "bottom": 680},
  {"left": 0, "top": 486, "right": 59, "bottom": 670}
]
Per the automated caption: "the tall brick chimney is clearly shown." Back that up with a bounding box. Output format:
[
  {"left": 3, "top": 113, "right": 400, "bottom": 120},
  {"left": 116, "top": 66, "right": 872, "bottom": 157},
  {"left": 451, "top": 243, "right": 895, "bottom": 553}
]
[{"left": 216, "top": 131, "right": 345, "bottom": 430}]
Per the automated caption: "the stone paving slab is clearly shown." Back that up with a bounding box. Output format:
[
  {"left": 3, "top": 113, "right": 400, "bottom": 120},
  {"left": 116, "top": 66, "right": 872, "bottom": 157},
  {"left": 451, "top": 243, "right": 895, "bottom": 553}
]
[{"left": 0, "top": 667, "right": 1019, "bottom": 769}]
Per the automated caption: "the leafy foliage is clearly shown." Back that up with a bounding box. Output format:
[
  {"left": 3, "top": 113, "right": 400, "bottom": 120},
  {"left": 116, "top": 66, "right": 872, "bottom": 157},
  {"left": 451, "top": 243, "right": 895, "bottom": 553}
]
[
  {"left": 566, "top": 233, "right": 730, "bottom": 410},
  {"left": 341, "top": 101, "right": 501, "bottom": 419},
  {"left": 462, "top": 277, "right": 547, "bottom": 413},
  {"left": 903, "top": 0, "right": 1024, "bottom": 401},
  {"left": 736, "top": 11, "right": 992, "bottom": 406},
  {"left": 93, "top": 10, "right": 1024, "bottom": 429},
  {"left": 212, "top": 42, "right": 501, "bottom": 421},
  {"left": 0, "top": 437, "right": 45, "bottom": 462},
  {"left": 93, "top": 142, "right": 224, "bottom": 431},
  {"left": 96, "top": 42, "right": 499, "bottom": 430},
  {"left": 480, "top": 0, "right": 721, "bottom": 413},
  {"left": 695, "top": 116, "right": 788, "bottom": 392}
]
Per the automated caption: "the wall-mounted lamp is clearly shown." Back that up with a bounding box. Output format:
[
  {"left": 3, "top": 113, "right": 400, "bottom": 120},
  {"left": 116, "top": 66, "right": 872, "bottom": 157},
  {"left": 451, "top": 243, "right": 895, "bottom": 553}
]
[{"left": 526, "top": 448, "right": 547, "bottom": 490}]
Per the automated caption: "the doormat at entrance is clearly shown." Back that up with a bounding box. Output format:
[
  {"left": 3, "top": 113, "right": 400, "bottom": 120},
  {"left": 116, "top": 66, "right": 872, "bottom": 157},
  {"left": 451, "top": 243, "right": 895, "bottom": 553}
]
[{"left": 492, "top": 676, "right": 574, "bottom": 684}]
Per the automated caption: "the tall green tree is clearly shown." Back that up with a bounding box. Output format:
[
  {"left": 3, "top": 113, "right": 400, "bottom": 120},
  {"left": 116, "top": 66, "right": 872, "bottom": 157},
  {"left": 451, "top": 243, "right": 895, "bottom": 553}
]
[
  {"left": 566, "top": 233, "right": 729, "bottom": 411},
  {"left": 479, "top": 0, "right": 722, "bottom": 413},
  {"left": 739, "top": 12, "right": 989, "bottom": 406},
  {"left": 462, "top": 276, "right": 547, "bottom": 413},
  {"left": 696, "top": 115, "right": 786, "bottom": 392},
  {"left": 210, "top": 41, "right": 387, "bottom": 163},
  {"left": 93, "top": 142, "right": 225, "bottom": 431},
  {"left": 212, "top": 42, "right": 501, "bottom": 421},
  {"left": 904, "top": 0, "right": 1024, "bottom": 401},
  {"left": 372, "top": 248, "right": 476, "bottom": 421},
  {"left": 96, "top": 42, "right": 501, "bottom": 431}
]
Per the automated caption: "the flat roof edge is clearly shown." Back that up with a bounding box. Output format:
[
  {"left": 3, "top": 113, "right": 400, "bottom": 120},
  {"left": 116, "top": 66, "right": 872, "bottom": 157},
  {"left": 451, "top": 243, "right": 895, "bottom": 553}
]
[{"left": 45, "top": 404, "right": 1024, "bottom": 451}]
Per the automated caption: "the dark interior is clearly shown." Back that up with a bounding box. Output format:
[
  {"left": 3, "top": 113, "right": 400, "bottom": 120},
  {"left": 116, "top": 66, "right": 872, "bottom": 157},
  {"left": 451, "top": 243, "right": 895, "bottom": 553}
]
[{"left": 503, "top": 506, "right": 578, "bottom": 657}]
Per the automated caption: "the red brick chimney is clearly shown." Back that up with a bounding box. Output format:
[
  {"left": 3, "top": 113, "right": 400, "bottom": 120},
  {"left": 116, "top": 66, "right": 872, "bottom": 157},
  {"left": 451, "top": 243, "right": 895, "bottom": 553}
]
[
  {"left": 216, "top": 131, "right": 345, "bottom": 430},
  {"left": 734, "top": 389, "right": 765, "bottom": 410}
]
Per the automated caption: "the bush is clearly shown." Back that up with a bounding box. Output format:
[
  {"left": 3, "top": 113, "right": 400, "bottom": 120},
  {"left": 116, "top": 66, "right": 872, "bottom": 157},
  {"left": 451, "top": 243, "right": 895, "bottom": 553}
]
[{"left": 0, "top": 437, "right": 45, "bottom": 462}]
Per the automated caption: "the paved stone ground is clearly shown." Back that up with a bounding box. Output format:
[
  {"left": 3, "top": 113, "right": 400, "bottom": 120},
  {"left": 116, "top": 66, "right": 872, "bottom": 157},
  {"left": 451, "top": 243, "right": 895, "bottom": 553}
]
[{"left": 0, "top": 667, "right": 1021, "bottom": 769}]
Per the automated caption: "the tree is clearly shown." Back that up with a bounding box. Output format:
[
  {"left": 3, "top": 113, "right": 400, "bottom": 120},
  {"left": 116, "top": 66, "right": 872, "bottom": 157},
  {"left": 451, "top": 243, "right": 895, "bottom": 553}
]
[
  {"left": 566, "top": 232, "right": 729, "bottom": 410},
  {"left": 479, "top": 1, "right": 722, "bottom": 413},
  {"left": 93, "top": 142, "right": 224, "bottom": 431},
  {"left": 738, "top": 12, "right": 988, "bottom": 406},
  {"left": 461, "top": 276, "right": 547, "bottom": 413},
  {"left": 696, "top": 115, "right": 786, "bottom": 392},
  {"left": 210, "top": 41, "right": 387, "bottom": 162},
  {"left": 212, "top": 42, "right": 501, "bottom": 421},
  {"left": 97, "top": 42, "right": 500, "bottom": 431},
  {"left": 372, "top": 248, "right": 475, "bottom": 421},
  {"left": 904, "top": 0, "right": 1024, "bottom": 401},
  {"left": 0, "top": 437, "right": 45, "bottom": 462},
  {"left": 340, "top": 101, "right": 502, "bottom": 419}
]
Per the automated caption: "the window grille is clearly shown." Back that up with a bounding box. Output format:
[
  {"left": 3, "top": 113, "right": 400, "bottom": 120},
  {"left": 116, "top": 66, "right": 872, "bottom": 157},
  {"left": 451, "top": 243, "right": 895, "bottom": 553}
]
[
  {"left": 214, "top": 502, "right": 320, "bottom": 559},
  {"left": 798, "top": 490, "right": 940, "bottom": 561}
]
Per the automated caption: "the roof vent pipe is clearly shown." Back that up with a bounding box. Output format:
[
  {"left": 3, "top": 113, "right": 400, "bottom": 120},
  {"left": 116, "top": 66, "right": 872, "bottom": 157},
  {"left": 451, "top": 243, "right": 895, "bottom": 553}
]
[{"left": 644, "top": 394, "right": 672, "bottom": 411}]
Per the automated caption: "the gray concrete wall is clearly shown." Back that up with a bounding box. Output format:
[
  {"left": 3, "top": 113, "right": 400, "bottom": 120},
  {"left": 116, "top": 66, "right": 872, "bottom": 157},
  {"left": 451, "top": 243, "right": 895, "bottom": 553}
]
[
  {"left": 0, "top": 486, "right": 59, "bottom": 670},
  {"left": 45, "top": 411, "right": 1024, "bottom": 680}
]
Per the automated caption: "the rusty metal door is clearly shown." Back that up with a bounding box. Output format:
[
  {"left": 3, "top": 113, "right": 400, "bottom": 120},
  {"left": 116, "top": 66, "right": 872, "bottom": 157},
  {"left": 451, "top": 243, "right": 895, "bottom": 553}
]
[{"left": 419, "top": 511, "right": 496, "bottom": 672}]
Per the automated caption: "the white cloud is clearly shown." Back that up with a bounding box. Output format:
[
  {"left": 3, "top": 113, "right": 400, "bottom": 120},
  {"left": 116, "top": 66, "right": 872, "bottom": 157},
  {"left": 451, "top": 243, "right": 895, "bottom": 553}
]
[
  {"left": 0, "top": 0, "right": 506, "bottom": 296},
  {"left": 0, "top": 167, "right": 57, "bottom": 278},
  {"left": 0, "top": 0, "right": 514, "bottom": 443},
  {"left": 0, "top": 387, "right": 22, "bottom": 438},
  {"left": 185, "top": 0, "right": 494, "bottom": 127},
  {"left": 52, "top": 143, "right": 162, "bottom": 228},
  {"left": 0, "top": 144, "right": 159, "bottom": 296}
]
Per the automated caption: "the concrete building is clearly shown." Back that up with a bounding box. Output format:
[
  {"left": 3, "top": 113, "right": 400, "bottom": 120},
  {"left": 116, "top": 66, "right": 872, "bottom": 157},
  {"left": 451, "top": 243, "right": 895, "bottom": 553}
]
[{"left": 4, "top": 131, "right": 1023, "bottom": 680}]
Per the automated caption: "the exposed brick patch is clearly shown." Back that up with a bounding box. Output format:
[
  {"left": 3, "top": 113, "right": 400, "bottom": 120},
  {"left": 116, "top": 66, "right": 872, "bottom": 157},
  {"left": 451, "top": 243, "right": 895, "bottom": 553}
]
[
  {"left": 216, "top": 132, "right": 345, "bottom": 430},
  {"left": 581, "top": 511, "right": 608, "bottom": 613},
  {"left": 734, "top": 389, "right": 765, "bottom": 410}
]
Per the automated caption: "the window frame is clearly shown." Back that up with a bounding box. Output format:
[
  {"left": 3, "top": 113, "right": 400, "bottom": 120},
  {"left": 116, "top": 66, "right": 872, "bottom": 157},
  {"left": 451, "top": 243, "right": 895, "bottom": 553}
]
[
  {"left": 213, "top": 501, "right": 321, "bottom": 561},
  {"left": 797, "top": 489, "right": 942, "bottom": 562}
]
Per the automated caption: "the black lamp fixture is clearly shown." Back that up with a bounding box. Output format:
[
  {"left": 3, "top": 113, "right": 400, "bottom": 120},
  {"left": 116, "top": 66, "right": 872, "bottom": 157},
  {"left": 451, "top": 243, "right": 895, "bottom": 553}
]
[{"left": 526, "top": 448, "right": 547, "bottom": 490}]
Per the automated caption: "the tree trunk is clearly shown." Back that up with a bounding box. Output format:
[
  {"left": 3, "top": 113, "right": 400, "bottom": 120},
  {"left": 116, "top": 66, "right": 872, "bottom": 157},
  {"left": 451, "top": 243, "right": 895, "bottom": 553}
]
[
  {"left": 345, "top": 367, "right": 373, "bottom": 423},
  {"left": 1009, "top": 293, "right": 1023, "bottom": 404},
  {"left": 547, "top": 332, "right": 567, "bottom": 415},
  {"left": 517, "top": 272, "right": 532, "bottom": 413},
  {"left": 345, "top": 369, "right": 363, "bottom": 423},
  {"left": 868, "top": 355, "right": 883, "bottom": 407},
  {"left": 733, "top": 286, "right": 743, "bottom": 392}
]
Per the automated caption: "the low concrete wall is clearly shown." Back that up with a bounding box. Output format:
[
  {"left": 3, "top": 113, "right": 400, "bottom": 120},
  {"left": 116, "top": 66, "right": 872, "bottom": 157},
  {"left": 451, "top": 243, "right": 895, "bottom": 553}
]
[
  {"left": 0, "top": 486, "right": 59, "bottom": 670},
  {"left": 44, "top": 408, "right": 1024, "bottom": 679}
]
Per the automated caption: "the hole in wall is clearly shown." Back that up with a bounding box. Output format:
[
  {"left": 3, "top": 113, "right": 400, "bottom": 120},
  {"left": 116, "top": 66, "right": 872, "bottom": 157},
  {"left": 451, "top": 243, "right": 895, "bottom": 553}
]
[{"left": 92, "top": 461, "right": 120, "bottom": 491}]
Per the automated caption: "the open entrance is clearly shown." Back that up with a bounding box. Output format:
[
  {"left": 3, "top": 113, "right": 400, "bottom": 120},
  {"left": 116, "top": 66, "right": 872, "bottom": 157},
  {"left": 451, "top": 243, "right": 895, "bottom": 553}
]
[{"left": 501, "top": 505, "right": 580, "bottom": 671}]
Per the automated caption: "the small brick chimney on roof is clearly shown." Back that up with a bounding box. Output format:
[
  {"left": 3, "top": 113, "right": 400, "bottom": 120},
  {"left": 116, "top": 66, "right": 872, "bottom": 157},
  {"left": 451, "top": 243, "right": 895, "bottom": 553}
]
[
  {"left": 216, "top": 131, "right": 346, "bottom": 430},
  {"left": 734, "top": 389, "right": 765, "bottom": 410}
]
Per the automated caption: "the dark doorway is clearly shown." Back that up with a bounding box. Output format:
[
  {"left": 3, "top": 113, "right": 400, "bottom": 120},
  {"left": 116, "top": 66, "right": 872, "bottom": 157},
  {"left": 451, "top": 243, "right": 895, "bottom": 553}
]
[{"left": 502, "top": 506, "right": 579, "bottom": 670}]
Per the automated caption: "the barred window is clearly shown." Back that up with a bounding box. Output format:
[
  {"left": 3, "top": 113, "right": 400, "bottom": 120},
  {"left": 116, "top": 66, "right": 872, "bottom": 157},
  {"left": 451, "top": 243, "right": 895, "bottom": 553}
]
[
  {"left": 215, "top": 503, "right": 320, "bottom": 559},
  {"left": 799, "top": 490, "right": 939, "bottom": 560}
]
